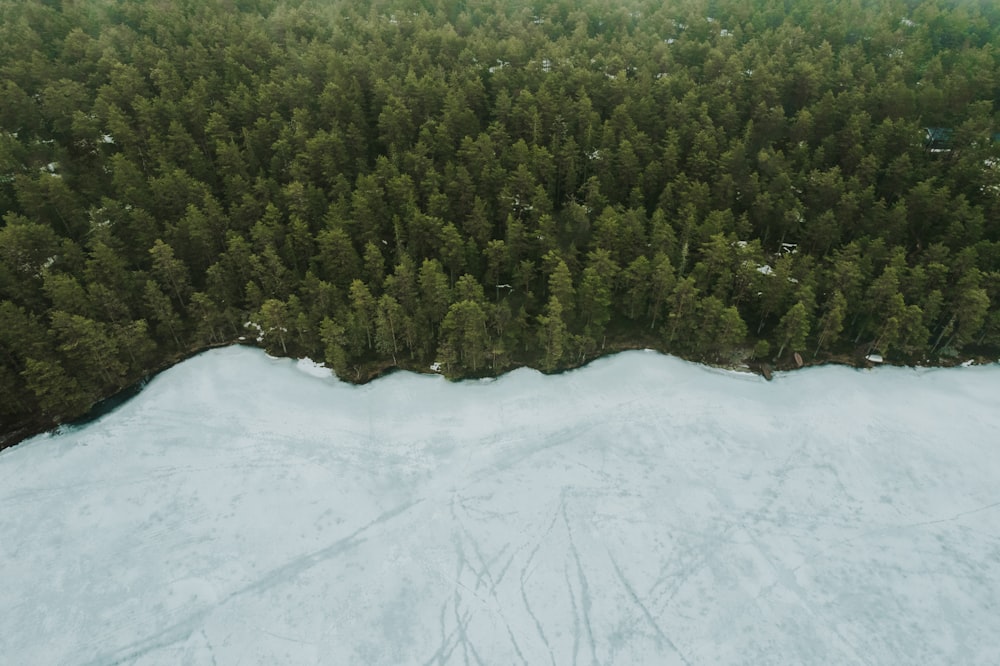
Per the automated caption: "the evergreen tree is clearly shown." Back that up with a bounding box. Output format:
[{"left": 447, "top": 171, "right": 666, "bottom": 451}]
[
  {"left": 776, "top": 301, "right": 811, "bottom": 359},
  {"left": 2, "top": 0, "right": 1000, "bottom": 443},
  {"left": 537, "top": 296, "right": 569, "bottom": 372}
]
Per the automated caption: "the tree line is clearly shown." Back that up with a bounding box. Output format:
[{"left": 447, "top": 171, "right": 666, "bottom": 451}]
[{"left": 2, "top": 0, "right": 1000, "bottom": 441}]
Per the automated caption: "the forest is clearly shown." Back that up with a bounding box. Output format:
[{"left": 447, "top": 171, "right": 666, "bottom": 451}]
[{"left": 2, "top": 0, "right": 1000, "bottom": 445}]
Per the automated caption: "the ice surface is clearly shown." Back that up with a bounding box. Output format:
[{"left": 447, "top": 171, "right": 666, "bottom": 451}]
[{"left": 2, "top": 347, "right": 999, "bottom": 665}]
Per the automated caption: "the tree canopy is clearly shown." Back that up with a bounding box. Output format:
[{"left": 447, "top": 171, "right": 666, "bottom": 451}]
[{"left": 2, "top": 0, "right": 1000, "bottom": 444}]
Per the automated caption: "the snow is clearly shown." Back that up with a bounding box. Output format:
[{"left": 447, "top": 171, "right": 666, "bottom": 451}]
[
  {"left": 2, "top": 347, "right": 1000, "bottom": 664},
  {"left": 295, "top": 357, "right": 330, "bottom": 379}
]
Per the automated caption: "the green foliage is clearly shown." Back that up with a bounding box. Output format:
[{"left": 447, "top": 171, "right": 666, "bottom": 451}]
[
  {"left": 2, "top": 0, "right": 1000, "bottom": 439},
  {"left": 257, "top": 298, "right": 291, "bottom": 354},
  {"left": 21, "top": 357, "right": 90, "bottom": 417},
  {"left": 439, "top": 299, "right": 490, "bottom": 375},
  {"left": 698, "top": 297, "right": 748, "bottom": 362},
  {"left": 776, "top": 302, "right": 812, "bottom": 358},
  {"left": 537, "top": 297, "right": 569, "bottom": 373}
]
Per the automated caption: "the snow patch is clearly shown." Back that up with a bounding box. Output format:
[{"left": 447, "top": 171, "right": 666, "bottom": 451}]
[{"left": 295, "top": 357, "right": 330, "bottom": 379}]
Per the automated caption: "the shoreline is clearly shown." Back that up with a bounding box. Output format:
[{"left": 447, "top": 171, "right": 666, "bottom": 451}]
[{"left": 1, "top": 339, "right": 995, "bottom": 454}]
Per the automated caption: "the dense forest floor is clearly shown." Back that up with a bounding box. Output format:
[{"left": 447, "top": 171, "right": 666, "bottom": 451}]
[{"left": 2, "top": 0, "right": 1000, "bottom": 447}]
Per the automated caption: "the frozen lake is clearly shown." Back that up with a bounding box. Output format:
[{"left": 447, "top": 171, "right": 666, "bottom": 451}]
[{"left": 2, "top": 346, "right": 999, "bottom": 665}]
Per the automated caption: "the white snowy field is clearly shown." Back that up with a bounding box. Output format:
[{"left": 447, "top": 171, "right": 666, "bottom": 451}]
[{"left": 2, "top": 348, "right": 999, "bottom": 665}]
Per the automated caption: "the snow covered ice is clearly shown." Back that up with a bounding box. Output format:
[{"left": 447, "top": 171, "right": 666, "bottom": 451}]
[{"left": 2, "top": 347, "right": 1000, "bottom": 665}]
